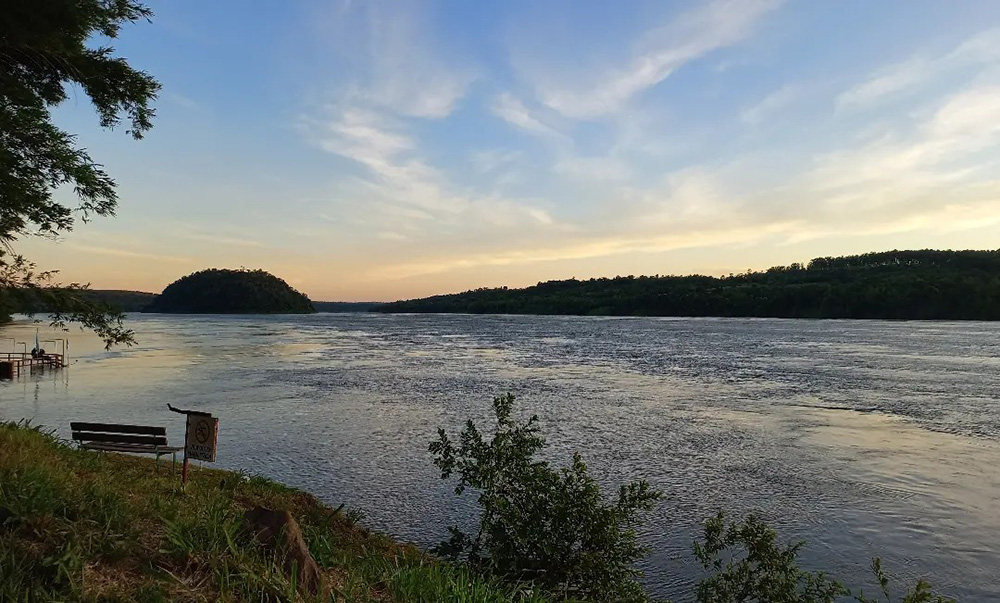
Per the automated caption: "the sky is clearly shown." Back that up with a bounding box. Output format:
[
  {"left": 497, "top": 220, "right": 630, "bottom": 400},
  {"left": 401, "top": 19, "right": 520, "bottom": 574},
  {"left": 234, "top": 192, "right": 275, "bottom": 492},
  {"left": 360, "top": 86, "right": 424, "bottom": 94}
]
[{"left": 21, "top": 0, "right": 1000, "bottom": 301}]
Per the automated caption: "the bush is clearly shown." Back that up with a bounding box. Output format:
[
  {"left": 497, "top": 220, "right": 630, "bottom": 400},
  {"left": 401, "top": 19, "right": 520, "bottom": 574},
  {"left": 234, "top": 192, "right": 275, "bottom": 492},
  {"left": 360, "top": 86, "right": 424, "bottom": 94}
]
[
  {"left": 693, "top": 512, "right": 956, "bottom": 603},
  {"left": 430, "top": 393, "right": 661, "bottom": 602}
]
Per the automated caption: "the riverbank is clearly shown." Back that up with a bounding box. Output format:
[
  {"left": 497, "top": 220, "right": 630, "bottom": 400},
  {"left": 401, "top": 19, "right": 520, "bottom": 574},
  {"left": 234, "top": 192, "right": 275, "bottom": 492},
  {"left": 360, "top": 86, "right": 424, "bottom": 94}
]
[{"left": 0, "top": 422, "right": 550, "bottom": 602}]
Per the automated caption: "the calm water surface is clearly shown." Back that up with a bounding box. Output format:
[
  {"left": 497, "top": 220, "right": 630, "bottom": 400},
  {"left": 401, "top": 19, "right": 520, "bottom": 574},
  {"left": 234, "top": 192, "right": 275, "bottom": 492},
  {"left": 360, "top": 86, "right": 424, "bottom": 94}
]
[{"left": 2, "top": 314, "right": 998, "bottom": 601}]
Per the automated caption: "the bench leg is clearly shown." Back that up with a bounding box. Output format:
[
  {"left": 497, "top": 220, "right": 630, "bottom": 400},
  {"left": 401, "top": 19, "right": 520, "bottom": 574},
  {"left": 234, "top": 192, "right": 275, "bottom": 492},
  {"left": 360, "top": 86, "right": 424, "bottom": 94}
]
[{"left": 172, "top": 452, "right": 177, "bottom": 473}]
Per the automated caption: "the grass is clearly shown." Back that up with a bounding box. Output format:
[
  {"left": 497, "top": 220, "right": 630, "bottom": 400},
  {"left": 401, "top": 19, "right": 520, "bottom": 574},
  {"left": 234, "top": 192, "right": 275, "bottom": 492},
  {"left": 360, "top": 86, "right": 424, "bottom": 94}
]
[{"left": 0, "top": 421, "right": 557, "bottom": 602}]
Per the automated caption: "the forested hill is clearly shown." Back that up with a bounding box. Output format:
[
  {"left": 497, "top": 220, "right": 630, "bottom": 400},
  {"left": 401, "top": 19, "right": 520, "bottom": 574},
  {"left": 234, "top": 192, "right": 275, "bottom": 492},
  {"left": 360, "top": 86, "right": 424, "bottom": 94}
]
[
  {"left": 144, "top": 269, "right": 314, "bottom": 314},
  {"left": 379, "top": 250, "right": 1000, "bottom": 320}
]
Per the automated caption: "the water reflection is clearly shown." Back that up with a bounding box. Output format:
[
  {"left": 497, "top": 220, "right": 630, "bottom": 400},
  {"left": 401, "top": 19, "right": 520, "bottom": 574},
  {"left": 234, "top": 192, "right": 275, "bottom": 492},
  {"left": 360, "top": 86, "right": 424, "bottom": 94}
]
[{"left": 1, "top": 314, "right": 998, "bottom": 601}]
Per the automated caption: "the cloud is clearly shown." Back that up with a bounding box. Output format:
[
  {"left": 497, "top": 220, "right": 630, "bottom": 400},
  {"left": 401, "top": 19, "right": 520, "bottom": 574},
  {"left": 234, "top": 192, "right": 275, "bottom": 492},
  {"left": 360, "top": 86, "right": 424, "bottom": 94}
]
[
  {"left": 740, "top": 84, "right": 802, "bottom": 125},
  {"left": 66, "top": 244, "right": 195, "bottom": 264},
  {"left": 813, "top": 84, "right": 1000, "bottom": 194},
  {"left": 330, "top": 3, "right": 474, "bottom": 119},
  {"left": 308, "top": 103, "right": 556, "bottom": 234},
  {"left": 470, "top": 149, "right": 523, "bottom": 174},
  {"left": 167, "top": 93, "right": 199, "bottom": 109},
  {"left": 533, "top": 0, "right": 783, "bottom": 119},
  {"left": 173, "top": 232, "right": 265, "bottom": 248},
  {"left": 372, "top": 78, "right": 1000, "bottom": 281},
  {"left": 365, "top": 53, "right": 473, "bottom": 119},
  {"left": 490, "top": 93, "right": 562, "bottom": 137},
  {"left": 929, "top": 85, "right": 1000, "bottom": 139},
  {"left": 289, "top": 3, "right": 1000, "bottom": 295},
  {"left": 311, "top": 106, "right": 415, "bottom": 176},
  {"left": 371, "top": 219, "right": 796, "bottom": 280},
  {"left": 780, "top": 196, "right": 1000, "bottom": 245},
  {"left": 553, "top": 156, "right": 632, "bottom": 183},
  {"left": 836, "top": 59, "right": 929, "bottom": 110},
  {"left": 837, "top": 28, "right": 1000, "bottom": 110}
]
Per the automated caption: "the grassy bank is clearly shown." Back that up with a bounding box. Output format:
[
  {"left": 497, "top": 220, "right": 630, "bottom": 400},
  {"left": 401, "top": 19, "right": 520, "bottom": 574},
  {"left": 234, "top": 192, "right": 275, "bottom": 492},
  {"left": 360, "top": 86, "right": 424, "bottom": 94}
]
[{"left": 0, "top": 422, "right": 551, "bottom": 602}]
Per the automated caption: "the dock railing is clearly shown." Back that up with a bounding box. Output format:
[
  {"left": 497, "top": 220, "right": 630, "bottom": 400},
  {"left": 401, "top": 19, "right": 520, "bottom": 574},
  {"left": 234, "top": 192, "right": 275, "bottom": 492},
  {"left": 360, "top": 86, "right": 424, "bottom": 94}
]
[{"left": 0, "top": 352, "right": 65, "bottom": 379}]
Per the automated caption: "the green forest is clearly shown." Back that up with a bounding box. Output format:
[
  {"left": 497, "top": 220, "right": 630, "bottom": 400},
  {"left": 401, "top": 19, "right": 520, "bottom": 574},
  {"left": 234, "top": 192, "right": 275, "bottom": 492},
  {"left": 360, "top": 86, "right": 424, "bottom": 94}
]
[
  {"left": 74, "top": 290, "right": 156, "bottom": 312},
  {"left": 0, "top": 290, "right": 156, "bottom": 325},
  {"left": 379, "top": 249, "right": 1000, "bottom": 320},
  {"left": 312, "top": 301, "right": 385, "bottom": 312},
  {"left": 144, "top": 268, "right": 314, "bottom": 314}
]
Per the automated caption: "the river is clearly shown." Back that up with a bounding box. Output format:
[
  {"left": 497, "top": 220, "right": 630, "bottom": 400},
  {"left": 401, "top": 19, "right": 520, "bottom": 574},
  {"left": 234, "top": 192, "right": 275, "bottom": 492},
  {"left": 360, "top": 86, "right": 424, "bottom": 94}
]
[{"left": 1, "top": 314, "right": 998, "bottom": 601}]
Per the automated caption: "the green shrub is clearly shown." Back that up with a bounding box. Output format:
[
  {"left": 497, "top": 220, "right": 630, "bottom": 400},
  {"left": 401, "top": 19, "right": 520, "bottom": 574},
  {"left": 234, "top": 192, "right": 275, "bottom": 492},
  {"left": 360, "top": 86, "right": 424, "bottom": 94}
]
[
  {"left": 693, "top": 512, "right": 956, "bottom": 603},
  {"left": 430, "top": 393, "right": 661, "bottom": 602},
  {"left": 694, "top": 512, "right": 847, "bottom": 602}
]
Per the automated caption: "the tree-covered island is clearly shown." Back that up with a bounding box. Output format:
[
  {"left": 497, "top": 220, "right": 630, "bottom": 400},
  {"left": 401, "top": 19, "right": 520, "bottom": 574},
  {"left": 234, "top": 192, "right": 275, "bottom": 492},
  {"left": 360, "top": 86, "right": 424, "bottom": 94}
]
[{"left": 143, "top": 268, "right": 315, "bottom": 314}]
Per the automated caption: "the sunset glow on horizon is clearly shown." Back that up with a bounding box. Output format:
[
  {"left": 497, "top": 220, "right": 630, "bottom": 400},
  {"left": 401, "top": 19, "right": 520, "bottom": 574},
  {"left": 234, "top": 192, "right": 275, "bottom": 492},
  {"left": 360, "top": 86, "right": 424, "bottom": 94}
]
[{"left": 22, "top": 0, "right": 1000, "bottom": 301}]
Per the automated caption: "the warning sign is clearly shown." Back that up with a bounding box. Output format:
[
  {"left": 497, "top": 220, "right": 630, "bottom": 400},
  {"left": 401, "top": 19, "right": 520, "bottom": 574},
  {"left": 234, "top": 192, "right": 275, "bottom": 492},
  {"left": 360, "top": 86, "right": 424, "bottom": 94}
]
[{"left": 185, "top": 413, "right": 218, "bottom": 462}]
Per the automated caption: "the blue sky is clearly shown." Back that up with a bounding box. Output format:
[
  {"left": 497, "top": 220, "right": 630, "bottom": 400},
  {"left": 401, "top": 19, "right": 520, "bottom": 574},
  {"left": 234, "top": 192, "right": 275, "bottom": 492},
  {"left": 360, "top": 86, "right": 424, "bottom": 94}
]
[{"left": 24, "top": 0, "right": 1000, "bottom": 300}]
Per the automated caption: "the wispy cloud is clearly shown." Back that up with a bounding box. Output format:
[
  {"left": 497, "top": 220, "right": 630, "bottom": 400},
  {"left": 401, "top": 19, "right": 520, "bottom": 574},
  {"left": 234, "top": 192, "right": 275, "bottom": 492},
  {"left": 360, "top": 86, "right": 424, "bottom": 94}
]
[
  {"left": 326, "top": 2, "right": 475, "bottom": 119},
  {"left": 372, "top": 220, "right": 796, "bottom": 280},
  {"left": 470, "top": 149, "right": 522, "bottom": 174},
  {"left": 67, "top": 244, "right": 195, "bottom": 264},
  {"left": 173, "top": 232, "right": 265, "bottom": 248},
  {"left": 375, "top": 77, "right": 1000, "bottom": 281},
  {"left": 306, "top": 103, "right": 556, "bottom": 234},
  {"left": 490, "top": 93, "right": 562, "bottom": 137},
  {"left": 167, "top": 93, "right": 199, "bottom": 109},
  {"left": 311, "top": 106, "right": 415, "bottom": 176},
  {"left": 837, "top": 28, "right": 1000, "bottom": 110},
  {"left": 814, "top": 84, "right": 1000, "bottom": 194},
  {"left": 740, "top": 84, "right": 802, "bottom": 125},
  {"left": 553, "top": 156, "right": 632, "bottom": 183},
  {"left": 532, "top": 0, "right": 783, "bottom": 119}
]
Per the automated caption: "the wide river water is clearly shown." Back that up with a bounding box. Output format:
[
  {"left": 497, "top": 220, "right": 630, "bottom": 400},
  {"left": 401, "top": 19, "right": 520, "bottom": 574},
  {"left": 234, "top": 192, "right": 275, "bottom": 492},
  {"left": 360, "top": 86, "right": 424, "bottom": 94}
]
[{"left": 1, "top": 314, "right": 998, "bottom": 601}]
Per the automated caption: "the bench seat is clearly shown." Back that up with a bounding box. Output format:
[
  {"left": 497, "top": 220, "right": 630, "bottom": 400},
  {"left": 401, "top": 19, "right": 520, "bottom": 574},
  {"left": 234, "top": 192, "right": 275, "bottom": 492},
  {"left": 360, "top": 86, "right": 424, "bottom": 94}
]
[
  {"left": 71, "top": 422, "right": 182, "bottom": 470},
  {"left": 80, "top": 442, "right": 182, "bottom": 454}
]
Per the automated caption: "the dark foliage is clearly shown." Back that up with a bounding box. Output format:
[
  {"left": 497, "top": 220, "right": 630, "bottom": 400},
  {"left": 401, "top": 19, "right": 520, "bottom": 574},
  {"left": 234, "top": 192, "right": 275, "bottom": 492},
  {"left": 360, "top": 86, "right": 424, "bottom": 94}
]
[
  {"left": 79, "top": 289, "right": 156, "bottom": 312},
  {"left": 694, "top": 512, "right": 848, "bottom": 602},
  {"left": 144, "top": 268, "right": 314, "bottom": 314},
  {"left": 431, "top": 394, "right": 661, "bottom": 602},
  {"left": 1, "top": 259, "right": 135, "bottom": 347},
  {"left": 15, "top": 289, "right": 156, "bottom": 313},
  {"left": 381, "top": 249, "right": 1000, "bottom": 320},
  {"left": 433, "top": 397, "right": 958, "bottom": 602},
  {"left": 693, "top": 512, "right": 955, "bottom": 603},
  {"left": 312, "top": 301, "right": 385, "bottom": 313},
  {"left": 0, "top": 0, "right": 160, "bottom": 346}
]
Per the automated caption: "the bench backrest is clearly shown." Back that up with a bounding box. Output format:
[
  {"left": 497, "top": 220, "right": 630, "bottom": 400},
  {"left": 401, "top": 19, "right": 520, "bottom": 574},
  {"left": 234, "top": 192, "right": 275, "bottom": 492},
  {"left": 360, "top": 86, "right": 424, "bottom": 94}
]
[{"left": 70, "top": 422, "right": 169, "bottom": 447}]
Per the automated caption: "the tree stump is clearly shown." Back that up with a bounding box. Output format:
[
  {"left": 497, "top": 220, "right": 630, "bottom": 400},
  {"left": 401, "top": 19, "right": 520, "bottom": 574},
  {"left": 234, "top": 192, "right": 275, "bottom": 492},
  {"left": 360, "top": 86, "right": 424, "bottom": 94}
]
[{"left": 243, "top": 506, "right": 323, "bottom": 595}]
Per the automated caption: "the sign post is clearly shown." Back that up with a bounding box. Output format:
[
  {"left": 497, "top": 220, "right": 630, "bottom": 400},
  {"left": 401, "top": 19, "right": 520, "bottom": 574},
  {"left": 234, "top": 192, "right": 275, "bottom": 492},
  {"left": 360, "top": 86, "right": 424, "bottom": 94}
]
[
  {"left": 185, "top": 413, "right": 219, "bottom": 462},
  {"left": 168, "top": 404, "right": 219, "bottom": 485}
]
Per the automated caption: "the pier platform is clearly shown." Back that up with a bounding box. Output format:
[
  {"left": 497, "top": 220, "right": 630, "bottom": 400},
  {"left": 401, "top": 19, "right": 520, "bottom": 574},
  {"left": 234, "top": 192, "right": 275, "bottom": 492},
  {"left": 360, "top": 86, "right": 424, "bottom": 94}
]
[{"left": 0, "top": 353, "right": 65, "bottom": 379}]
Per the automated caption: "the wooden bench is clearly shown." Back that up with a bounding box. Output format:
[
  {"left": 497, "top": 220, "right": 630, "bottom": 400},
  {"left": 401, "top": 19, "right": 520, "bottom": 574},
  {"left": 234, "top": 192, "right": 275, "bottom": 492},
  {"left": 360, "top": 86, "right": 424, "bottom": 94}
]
[{"left": 70, "top": 422, "right": 183, "bottom": 470}]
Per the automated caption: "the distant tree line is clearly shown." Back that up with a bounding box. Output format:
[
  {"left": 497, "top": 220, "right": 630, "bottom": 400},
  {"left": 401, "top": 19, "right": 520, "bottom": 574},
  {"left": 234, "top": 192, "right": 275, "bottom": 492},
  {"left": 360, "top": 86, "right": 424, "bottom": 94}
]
[
  {"left": 9, "top": 290, "right": 156, "bottom": 316},
  {"left": 312, "top": 301, "right": 385, "bottom": 313},
  {"left": 379, "top": 250, "right": 1000, "bottom": 320}
]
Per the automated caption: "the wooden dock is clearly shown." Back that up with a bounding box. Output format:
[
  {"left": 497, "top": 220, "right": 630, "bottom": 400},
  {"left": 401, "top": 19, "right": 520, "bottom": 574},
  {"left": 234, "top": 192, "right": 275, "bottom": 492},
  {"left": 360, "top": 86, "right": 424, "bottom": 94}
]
[{"left": 0, "top": 353, "right": 65, "bottom": 379}]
